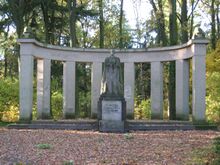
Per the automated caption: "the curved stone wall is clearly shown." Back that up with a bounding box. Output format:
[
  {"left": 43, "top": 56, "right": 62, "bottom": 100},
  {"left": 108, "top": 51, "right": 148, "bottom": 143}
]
[{"left": 18, "top": 38, "right": 209, "bottom": 122}]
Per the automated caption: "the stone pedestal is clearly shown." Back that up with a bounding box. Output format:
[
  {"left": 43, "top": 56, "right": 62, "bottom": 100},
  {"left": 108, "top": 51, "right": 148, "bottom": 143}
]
[{"left": 98, "top": 96, "right": 126, "bottom": 132}]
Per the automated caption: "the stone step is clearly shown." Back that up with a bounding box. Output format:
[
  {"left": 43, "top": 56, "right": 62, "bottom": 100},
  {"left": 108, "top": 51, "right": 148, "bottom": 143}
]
[
  {"left": 127, "top": 124, "right": 195, "bottom": 131},
  {"left": 8, "top": 120, "right": 98, "bottom": 130},
  {"left": 127, "top": 120, "right": 217, "bottom": 131},
  {"left": 8, "top": 120, "right": 216, "bottom": 131},
  {"left": 127, "top": 120, "right": 195, "bottom": 131},
  {"left": 127, "top": 120, "right": 193, "bottom": 124},
  {"left": 32, "top": 119, "right": 97, "bottom": 124}
]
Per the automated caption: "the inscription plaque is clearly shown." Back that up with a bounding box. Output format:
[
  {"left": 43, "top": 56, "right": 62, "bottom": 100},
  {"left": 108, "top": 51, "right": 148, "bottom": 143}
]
[{"left": 102, "top": 101, "right": 122, "bottom": 121}]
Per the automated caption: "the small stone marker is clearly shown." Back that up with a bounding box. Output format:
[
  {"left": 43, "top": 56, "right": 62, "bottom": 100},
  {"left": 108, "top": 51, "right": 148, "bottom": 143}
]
[{"left": 98, "top": 50, "right": 126, "bottom": 132}]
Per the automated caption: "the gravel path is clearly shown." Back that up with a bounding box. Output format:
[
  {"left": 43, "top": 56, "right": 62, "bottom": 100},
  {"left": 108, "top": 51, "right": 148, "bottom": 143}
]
[{"left": 0, "top": 128, "right": 219, "bottom": 165}]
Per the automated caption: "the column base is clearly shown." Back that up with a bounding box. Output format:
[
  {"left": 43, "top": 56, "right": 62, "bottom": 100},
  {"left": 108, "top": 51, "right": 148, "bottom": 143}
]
[
  {"left": 151, "top": 113, "right": 163, "bottom": 120},
  {"left": 91, "top": 113, "right": 97, "bottom": 119},
  {"left": 176, "top": 114, "right": 189, "bottom": 121},
  {"left": 38, "top": 112, "right": 52, "bottom": 120},
  {"left": 126, "top": 113, "right": 134, "bottom": 119},
  {"left": 99, "top": 120, "right": 126, "bottom": 133},
  {"left": 63, "top": 112, "right": 76, "bottom": 119},
  {"left": 19, "top": 118, "right": 32, "bottom": 123},
  {"left": 192, "top": 118, "right": 207, "bottom": 125}
]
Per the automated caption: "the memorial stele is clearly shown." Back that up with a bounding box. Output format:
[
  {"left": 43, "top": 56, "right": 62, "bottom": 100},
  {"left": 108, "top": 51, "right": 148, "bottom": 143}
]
[{"left": 98, "top": 50, "right": 126, "bottom": 132}]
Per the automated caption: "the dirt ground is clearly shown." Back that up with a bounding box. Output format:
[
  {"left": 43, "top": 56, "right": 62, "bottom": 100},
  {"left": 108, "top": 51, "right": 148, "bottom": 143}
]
[{"left": 0, "top": 128, "right": 219, "bottom": 165}]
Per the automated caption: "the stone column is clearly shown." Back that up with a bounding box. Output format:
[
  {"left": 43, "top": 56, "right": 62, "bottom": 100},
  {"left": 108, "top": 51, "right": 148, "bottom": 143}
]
[
  {"left": 151, "top": 62, "right": 163, "bottom": 119},
  {"left": 19, "top": 55, "right": 34, "bottom": 121},
  {"left": 91, "top": 62, "right": 102, "bottom": 118},
  {"left": 37, "top": 58, "right": 51, "bottom": 119},
  {"left": 192, "top": 44, "right": 207, "bottom": 122},
  {"left": 124, "top": 62, "right": 135, "bottom": 119},
  {"left": 63, "top": 61, "right": 76, "bottom": 119},
  {"left": 175, "top": 59, "right": 189, "bottom": 120}
]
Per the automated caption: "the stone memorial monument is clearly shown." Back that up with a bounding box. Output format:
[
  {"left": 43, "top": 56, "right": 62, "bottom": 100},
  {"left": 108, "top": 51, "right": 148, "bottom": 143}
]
[{"left": 98, "top": 50, "right": 126, "bottom": 132}]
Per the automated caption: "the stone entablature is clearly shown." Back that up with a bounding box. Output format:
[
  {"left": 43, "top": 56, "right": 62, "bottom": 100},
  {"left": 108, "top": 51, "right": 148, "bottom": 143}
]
[
  {"left": 18, "top": 38, "right": 209, "bottom": 122},
  {"left": 18, "top": 39, "right": 208, "bottom": 62}
]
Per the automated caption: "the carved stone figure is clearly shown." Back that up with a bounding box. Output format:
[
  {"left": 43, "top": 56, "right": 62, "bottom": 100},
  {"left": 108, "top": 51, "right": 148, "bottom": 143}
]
[
  {"left": 193, "top": 26, "right": 206, "bottom": 39},
  {"left": 101, "top": 50, "right": 123, "bottom": 96}
]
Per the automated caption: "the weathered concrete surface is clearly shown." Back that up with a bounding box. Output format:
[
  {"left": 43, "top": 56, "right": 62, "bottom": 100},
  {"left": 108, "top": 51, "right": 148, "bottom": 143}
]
[
  {"left": 19, "top": 55, "right": 34, "bottom": 121},
  {"left": 192, "top": 52, "right": 206, "bottom": 121},
  {"left": 99, "top": 120, "right": 125, "bottom": 132},
  {"left": 63, "top": 61, "right": 76, "bottom": 119},
  {"left": 18, "top": 39, "right": 208, "bottom": 62},
  {"left": 124, "top": 62, "right": 135, "bottom": 119},
  {"left": 176, "top": 59, "right": 189, "bottom": 120},
  {"left": 9, "top": 120, "right": 218, "bottom": 131},
  {"left": 18, "top": 38, "right": 209, "bottom": 123},
  {"left": 37, "top": 58, "right": 51, "bottom": 119},
  {"left": 91, "top": 62, "right": 102, "bottom": 118},
  {"left": 151, "top": 62, "right": 163, "bottom": 119}
]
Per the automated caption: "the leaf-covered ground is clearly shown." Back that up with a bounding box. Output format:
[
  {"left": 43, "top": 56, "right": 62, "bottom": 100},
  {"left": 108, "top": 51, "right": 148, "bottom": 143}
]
[{"left": 0, "top": 128, "right": 219, "bottom": 165}]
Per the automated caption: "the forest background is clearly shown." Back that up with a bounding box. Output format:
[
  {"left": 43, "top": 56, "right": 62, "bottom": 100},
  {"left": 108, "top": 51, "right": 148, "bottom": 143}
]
[{"left": 0, "top": 0, "right": 219, "bottom": 124}]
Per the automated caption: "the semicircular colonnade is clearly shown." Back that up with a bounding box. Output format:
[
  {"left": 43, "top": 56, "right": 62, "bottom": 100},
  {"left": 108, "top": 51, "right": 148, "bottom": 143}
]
[{"left": 18, "top": 38, "right": 209, "bottom": 122}]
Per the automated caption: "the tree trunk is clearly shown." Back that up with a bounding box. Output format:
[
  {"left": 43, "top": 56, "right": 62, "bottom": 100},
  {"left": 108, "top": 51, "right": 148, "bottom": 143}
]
[
  {"left": 189, "top": 0, "right": 200, "bottom": 39},
  {"left": 168, "top": 0, "right": 177, "bottom": 120},
  {"left": 8, "top": 0, "right": 25, "bottom": 38},
  {"left": 211, "top": 0, "right": 216, "bottom": 49},
  {"left": 181, "top": 0, "right": 188, "bottom": 43},
  {"left": 169, "top": 0, "right": 178, "bottom": 45},
  {"left": 41, "top": 2, "right": 50, "bottom": 43},
  {"left": 119, "top": 0, "right": 124, "bottom": 49},
  {"left": 7, "top": 0, "right": 27, "bottom": 78},
  {"left": 150, "top": 0, "right": 168, "bottom": 46},
  {"left": 216, "top": 2, "right": 220, "bottom": 39},
  {"left": 68, "top": 0, "right": 77, "bottom": 47},
  {"left": 50, "top": 8, "right": 56, "bottom": 45},
  {"left": 17, "top": 0, "right": 25, "bottom": 38},
  {"left": 99, "top": 0, "right": 104, "bottom": 48},
  {"left": 158, "top": 0, "right": 168, "bottom": 46},
  {"left": 190, "top": 0, "right": 194, "bottom": 39},
  {"left": 4, "top": 50, "right": 8, "bottom": 78},
  {"left": 58, "top": 0, "right": 65, "bottom": 45}
]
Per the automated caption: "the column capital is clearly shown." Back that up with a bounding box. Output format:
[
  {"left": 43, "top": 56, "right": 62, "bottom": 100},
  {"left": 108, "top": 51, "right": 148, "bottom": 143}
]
[{"left": 191, "top": 39, "right": 209, "bottom": 57}]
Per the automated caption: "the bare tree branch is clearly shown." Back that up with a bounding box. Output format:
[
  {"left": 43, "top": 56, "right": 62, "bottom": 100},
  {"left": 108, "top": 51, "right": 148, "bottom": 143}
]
[{"left": 187, "top": 0, "right": 200, "bottom": 20}]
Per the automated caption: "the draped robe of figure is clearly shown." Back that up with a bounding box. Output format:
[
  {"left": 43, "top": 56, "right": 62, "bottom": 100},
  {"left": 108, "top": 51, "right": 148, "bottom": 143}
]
[{"left": 101, "top": 50, "right": 123, "bottom": 97}]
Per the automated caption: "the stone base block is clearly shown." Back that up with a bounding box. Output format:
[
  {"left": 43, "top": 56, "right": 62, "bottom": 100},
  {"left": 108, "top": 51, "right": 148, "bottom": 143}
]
[
  {"left": 98, "top": 96, "right": 126, "bottom": 121},
  {"left": 151, "top": 113, "right": 163, "bottom": 120},
  {"left": 63, "top": 112, "right": 75, "bottom": 119},
  {"left": 99, "top": 120, "right": 125, "bottom": 133},
  {"left": 176, "top": 114, "right": 189, "bottom": 121},
  {"left": 38, "top": 112, "right": 52, "bottom": 120}
]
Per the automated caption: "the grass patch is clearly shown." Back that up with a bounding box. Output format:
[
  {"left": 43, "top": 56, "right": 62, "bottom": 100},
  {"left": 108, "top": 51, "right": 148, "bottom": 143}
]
[
  {"left": 193, "top": 120, "right": 218, "bottom": 130},
  {"left": 189, "top": 137, "right": 220, "bottom": 165},
  {"left": 63, "top": 160, "right": 74, "bottom": 165},
  {"left": 35, "top": 143, "right": 52, "bottom": 149},
  {"left": 0, "top": 122, "right": 13, "bottom": 127},
  {"left": 213, "top": 137, "right": 220, "bottom": 153},
  {"left": 124, "top": 133, "right": 134, "bottom": 140}
]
